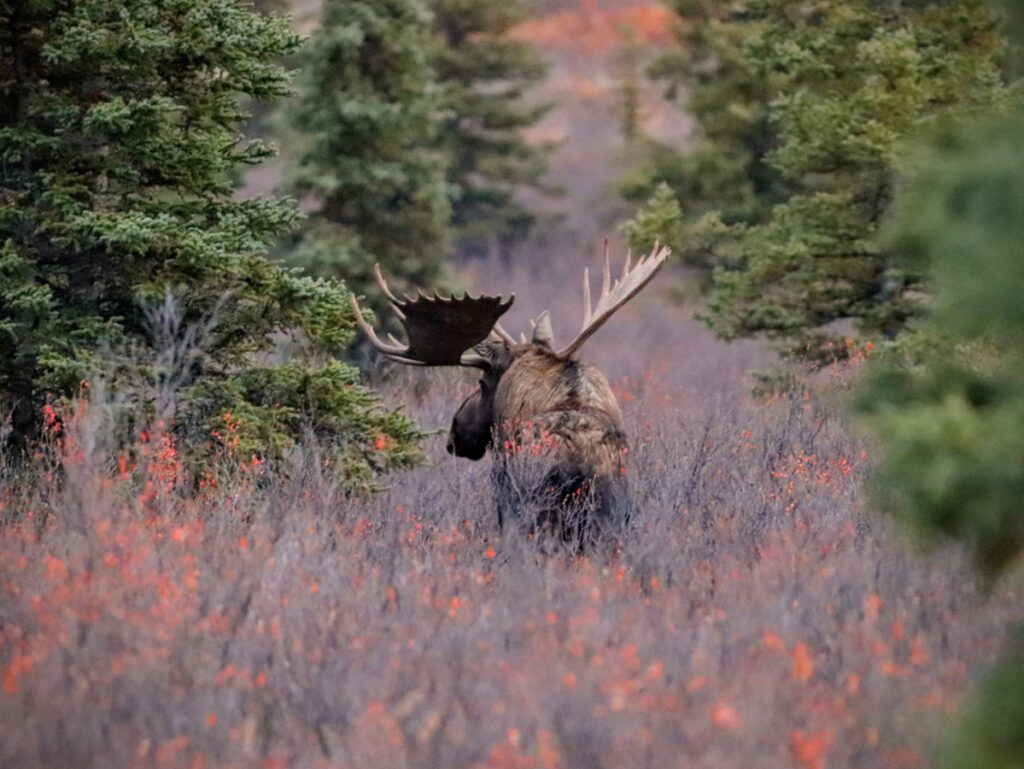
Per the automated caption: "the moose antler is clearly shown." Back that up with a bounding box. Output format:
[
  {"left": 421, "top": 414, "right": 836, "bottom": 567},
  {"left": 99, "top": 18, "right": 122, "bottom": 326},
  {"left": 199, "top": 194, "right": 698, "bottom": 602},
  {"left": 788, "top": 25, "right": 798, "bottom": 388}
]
[
  {"left": 557, "top": 242, "right": 671, "bottom": 358},
  {"left": 352, "top": 265, "right": 514, "bottom": 368}
]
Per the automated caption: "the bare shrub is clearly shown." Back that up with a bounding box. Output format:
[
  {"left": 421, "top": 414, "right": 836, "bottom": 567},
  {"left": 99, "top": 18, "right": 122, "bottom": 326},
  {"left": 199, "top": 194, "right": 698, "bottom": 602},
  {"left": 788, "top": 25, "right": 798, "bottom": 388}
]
[{"left": 1, "top": 349, "right": 1019, "bottom": 769}]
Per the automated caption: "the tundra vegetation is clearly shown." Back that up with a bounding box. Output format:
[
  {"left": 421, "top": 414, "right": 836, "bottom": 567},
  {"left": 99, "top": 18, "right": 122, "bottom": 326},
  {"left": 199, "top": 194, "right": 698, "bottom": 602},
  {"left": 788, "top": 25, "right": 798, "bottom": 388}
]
[
  {"left": 1, "top": 1, "right": 1023, "bottom": 768},
  {"left": 2, "top": 305, "right": 1020, "bottom": 769}
]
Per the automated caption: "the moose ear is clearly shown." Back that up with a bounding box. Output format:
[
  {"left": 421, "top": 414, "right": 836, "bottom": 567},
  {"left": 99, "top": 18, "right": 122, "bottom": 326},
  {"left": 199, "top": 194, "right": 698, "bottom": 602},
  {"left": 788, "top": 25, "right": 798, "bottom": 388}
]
[
  {"left": 469, "top": 336, "right": 513, "bottom": 369},
  {"left": 530, "top": 311, "right": 554, "bottom": 349}
]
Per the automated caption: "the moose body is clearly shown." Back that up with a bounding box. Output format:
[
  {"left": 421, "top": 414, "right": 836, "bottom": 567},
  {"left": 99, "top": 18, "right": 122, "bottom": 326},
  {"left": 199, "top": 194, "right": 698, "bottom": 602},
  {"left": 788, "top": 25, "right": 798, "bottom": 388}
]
[
  {"left": 451, "top": 344, "right": 629, "bottom": 543},
  {"left": 354, "top": 244, "right": 669, "bottom": 548}
]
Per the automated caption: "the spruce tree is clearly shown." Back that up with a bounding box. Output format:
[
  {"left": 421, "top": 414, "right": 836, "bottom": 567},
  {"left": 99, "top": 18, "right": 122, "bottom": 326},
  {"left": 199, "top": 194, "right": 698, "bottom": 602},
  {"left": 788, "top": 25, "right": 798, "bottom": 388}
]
[
  {"left": 285, "top": 0, "right": 451, "bottom": 311},
  {"left": 855, "top": 85, "right": 1024, "bottom": 769},
  {"left": 855, "top": 4, "right": 1023, "bottom": 761},
  {"left": 624, "top": 0, "right": 1009, "bottom": 361},
  {"left": 621, "top": 0, "right": 784, "bottom": 270},
  {"left": 0, "top": 0, "right": 422, "bottom": 489},
  {"left": 706, "top": 0, "right": 1008, "bottom": 361},
  {"left": 428, "top": 0, "right": 553, "bottom": 260},
  {"left": 855, "top": 105, "right": 1024, "bottom": 579},
  {"left": 616, "top": 25, "right": 645, "bottom": 148}
]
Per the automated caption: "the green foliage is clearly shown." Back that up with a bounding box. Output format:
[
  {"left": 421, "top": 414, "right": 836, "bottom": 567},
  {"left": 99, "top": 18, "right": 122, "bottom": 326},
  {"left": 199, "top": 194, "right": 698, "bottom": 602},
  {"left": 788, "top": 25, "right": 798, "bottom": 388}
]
[
  {"left": 940, "top": 627, "right": 1024, "bottom": 769},
  {"left": 855, "top": 106, "right": 1024, "bottom": 578},
  {"left": 855, "top": 87, "right": 1024, "bottom": 769},
  {"left": 429, "top": 0, "right": 553, "bottom": 259},
  {"left": 285, "top": 0, "right": 451, "bottom": 310},
  {"left": 622, "top": 1, "right": 784, "bottom": 270},
  {"left": 0, "top": 0, "right": 423, "bottom": 490},
  {"left": 620, "top": 183, "right": 684, "bottom": 264},
  {"left": 625, "top": 0, "right": 1009, "bottom": 360},
  {"left": 854, "top": 9, "right": 1024, "bottom": 754},
  {"left": 713, "top": 0, "right": 1009, "bottom": 359}
]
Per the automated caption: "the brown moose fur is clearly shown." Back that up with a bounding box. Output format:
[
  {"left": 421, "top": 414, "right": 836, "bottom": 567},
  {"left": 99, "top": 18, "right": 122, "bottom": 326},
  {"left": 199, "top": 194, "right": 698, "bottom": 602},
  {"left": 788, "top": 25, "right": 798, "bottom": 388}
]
[
  {"left": 494, "top": 345, "right": 626, "bottom": 483},
  {"left": 487, "top": 345, "right": 629, "bottom": 546}
]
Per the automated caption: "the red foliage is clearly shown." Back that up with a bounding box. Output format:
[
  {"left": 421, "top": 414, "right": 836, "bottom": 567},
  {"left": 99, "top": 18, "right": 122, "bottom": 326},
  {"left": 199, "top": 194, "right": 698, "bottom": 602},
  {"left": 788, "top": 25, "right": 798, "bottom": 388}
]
[
  {"left": 793, "top": 642, "right": 816, "bottom": 682},
  {"left": 510, "top": 1, "right": 676, "bottom": 56},
  {"left": 791, "top": 728, "right": 834, "bottom": 769},
  {"left": 0, "top": 372, "right": 1018, "bottom": 769}
]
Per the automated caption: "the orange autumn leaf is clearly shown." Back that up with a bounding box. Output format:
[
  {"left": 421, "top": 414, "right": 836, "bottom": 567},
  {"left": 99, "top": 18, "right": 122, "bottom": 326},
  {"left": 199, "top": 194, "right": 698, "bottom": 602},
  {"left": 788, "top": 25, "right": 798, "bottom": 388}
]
[
  {"left": 3, "top": 658, "right": 25, "bottom": 694},
  {"left": 793, "top": 642, "right": 815, "bottom": 682},
  {"left": 763, "top": 630, "right": 786, "bottom": 652},
  {"left": 537, "top": 729, "right": 562, "bottom": 769},
  {"left": 865, "top": 594, "right": 883, "bottom": 622},
  {"left": 710, "top": 701, "right": 742, "bottom": 730},
  {"left": 879, "top": 661, "right": 912, "bottom": 678},
  {"left": 43, "top": 555, "right": 67, "bottom": 581},
  {"left": 645, "top": 659, "right": 665, "bottom": 681},
  {"left": 790, "top": 728, "right": 833, "bottom": 769},
  {"left": 846, "top": 673, "right": 861, "bottom": 695},
  {"left": 509, "top": 3, "right": 675, "bottom": 56},
  {"left": 891, "top": 619, "right": 905, "bottom": 642},
  {"left": 687, "top": 674, "right": 709, "bottom": 693},
  {"left": 479, "top": 742, "right": 536, "bottom": 769}
]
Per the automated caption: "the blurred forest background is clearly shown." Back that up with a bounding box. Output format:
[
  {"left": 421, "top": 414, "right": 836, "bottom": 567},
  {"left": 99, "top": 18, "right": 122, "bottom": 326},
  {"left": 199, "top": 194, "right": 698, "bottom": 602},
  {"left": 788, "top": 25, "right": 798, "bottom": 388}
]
[{"left": 1, "top": 0, "right": 1022, "bottom": 767}]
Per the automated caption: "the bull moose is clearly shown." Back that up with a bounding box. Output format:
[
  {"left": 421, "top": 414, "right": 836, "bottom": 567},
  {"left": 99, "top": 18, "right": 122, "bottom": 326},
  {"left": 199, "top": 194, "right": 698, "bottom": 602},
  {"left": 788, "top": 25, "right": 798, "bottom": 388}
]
[{"left": 353, "top": 244, "right": 670, "bottom": 547}]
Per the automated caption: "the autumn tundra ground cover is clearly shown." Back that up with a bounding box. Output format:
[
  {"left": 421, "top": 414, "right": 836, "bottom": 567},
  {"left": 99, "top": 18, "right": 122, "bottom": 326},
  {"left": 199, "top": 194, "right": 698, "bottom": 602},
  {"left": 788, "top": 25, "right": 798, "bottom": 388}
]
[{"left": 1, "top": 246, "right": 1020, "bottom": 769}]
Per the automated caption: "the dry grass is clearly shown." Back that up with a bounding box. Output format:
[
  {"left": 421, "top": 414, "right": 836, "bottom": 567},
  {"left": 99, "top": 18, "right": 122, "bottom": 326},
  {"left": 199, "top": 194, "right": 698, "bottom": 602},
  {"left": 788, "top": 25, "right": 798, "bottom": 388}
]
[{"left": 1, "top": 303, "right": 1019, "bottom": 769}]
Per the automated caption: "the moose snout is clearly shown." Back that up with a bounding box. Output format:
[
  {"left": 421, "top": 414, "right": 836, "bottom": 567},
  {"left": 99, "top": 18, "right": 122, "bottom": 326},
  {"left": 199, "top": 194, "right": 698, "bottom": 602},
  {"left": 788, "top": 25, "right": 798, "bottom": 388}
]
[{"left": 446, "top": 435, "right": 455, "bottom": 455}]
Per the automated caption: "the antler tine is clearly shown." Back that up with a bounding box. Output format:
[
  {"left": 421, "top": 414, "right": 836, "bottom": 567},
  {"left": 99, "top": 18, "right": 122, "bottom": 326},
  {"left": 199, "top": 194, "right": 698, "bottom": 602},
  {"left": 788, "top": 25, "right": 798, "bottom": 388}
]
[
  {"left": 558, "top": 242, "right": 671, "bottom": 359},
  {"left": 602, "top": 238, "right": 612, "bottom": 298},
  {"left": 374, "top": 264, "right": 405, "bottom": 319},
  {"left": 493, "top": 322, "right": 517, "bottom": 346},
  {"left": 582, "top": 267, "right": 592, "bottom": 327},
  {"left": 351, "top": 294, "right": 415, "bottom": 359},
  {"left": 374, "top": 264, "right": 401, "bottom": 304}
]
